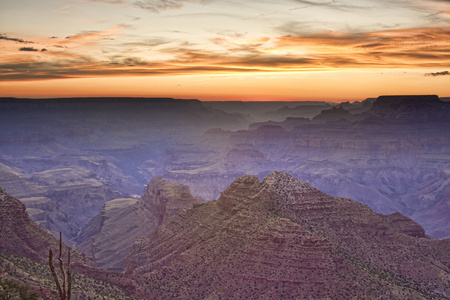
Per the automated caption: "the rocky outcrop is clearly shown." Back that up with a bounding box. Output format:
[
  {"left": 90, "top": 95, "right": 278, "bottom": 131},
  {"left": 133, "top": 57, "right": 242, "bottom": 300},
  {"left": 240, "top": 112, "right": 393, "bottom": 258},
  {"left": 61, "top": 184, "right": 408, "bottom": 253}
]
[
  {"left": 0, "top": 186, "right": 54, "bottom": 261},
  {"left": 127, "top": 172, "right": 450, "bottom": 299},
  {"left": 141, "top": 176, "right": 199, "bottom": 223},
  {"left": 76, "top": 176, "right": 199, "bottom": 271},
  {"left": 0, "top": 185, "right": 141, "bottom": 299},
  {"left": 382, "top": 212, "right": 426, "bottom": 238},
  {"left": 0, "top": 185, "right": 90, "bottom": 264}
]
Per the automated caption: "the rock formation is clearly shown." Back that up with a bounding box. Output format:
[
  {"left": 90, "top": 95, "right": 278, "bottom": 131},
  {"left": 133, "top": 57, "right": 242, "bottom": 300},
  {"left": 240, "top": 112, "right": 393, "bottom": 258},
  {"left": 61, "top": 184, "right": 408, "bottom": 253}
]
[
  {"left": 1, "top": 95, "right": 449, "bottom": 244},
  {"left": 76, "top": 176, "right": 199, "bottom": 271},
  {"left": 127, "top": 172, "right": 450, "bottom": 299},
  {"left": 160, "top": 95, "right": 450, "bottom": 239},
  {"left": 0, "top": 185, "right": 138, "bottom": 299},
  {"left": 0, "top": 186, "right": 58, "bottom": 262}
]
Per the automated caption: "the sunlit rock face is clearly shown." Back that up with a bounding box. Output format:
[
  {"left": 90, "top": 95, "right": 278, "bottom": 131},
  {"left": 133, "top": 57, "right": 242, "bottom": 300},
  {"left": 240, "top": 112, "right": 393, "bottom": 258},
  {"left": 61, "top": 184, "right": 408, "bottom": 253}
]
[
  {"left": 127, "top": 172, "right": 450, "bottom": 299},
  {"left": 75, "top": 176, "right": 199, "bottom": 271}
]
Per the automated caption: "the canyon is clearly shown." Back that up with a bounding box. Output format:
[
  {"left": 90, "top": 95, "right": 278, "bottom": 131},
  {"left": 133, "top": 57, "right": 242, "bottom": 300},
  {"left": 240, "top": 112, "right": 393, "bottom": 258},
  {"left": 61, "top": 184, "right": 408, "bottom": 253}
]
[
  {"left": 0, "top": 95, "right": 448, "bottom": 245},
  {"left": 1, "top": 172, "right": 449, "bottom": 299}
]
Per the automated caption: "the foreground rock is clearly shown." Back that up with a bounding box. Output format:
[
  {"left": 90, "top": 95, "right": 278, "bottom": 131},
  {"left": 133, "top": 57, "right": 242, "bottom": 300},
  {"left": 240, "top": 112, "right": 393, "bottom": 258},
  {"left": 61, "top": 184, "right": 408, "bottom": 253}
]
[
  {"left": 127, "top": 172, "right": 450, "bottom": 299},
  {"left": 0, "top": 186, "right": 137, "bottom": 299}
]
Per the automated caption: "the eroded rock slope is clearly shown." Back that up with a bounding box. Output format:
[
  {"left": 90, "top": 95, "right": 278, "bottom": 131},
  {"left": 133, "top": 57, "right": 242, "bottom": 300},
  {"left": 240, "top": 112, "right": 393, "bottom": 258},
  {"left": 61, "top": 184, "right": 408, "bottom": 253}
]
[
  {"left": 127, "top": 172, "right": 450, "bottom": 299},
  {"left": 76, "top": 176, "right": 199, "bottom": 271}
]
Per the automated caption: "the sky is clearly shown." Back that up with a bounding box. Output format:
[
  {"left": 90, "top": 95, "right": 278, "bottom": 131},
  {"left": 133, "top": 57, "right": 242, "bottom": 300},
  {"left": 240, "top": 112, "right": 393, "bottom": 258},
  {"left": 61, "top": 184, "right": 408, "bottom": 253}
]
[{"left": 1, "top": 0, "right": 450, "bottom": 101}]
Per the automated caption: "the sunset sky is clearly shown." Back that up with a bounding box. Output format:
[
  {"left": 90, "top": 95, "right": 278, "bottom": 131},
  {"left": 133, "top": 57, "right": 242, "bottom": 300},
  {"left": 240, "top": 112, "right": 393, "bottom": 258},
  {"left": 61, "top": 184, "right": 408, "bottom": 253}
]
[{"left": 1, "top": 0, "right": 450, "bottom": 101}]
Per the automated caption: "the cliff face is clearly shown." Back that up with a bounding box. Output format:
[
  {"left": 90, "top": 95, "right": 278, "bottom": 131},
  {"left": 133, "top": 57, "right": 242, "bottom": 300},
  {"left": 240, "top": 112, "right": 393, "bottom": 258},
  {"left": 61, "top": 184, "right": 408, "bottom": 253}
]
[
  {"left": 127, "top": 172, "right": 450, "bottom": 299},
  {"left": 0, "top": 186, "right": 53, "bottom": 261},
  {"left": 75, "top": 176, "right": 199, "bottom": 271},
  {"left": 0, "top": 185, "right": 142, "bottom": 299},
  {"left": 0, "top": 185, "right": 95, "bottom": 265}
]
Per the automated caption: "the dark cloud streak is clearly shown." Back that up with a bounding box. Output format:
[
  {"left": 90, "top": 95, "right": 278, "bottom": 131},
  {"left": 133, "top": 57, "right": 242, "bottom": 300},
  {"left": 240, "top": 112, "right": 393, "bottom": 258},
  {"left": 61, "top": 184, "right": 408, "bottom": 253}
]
[
  {"left": 0, "top": 34, "right": 33, "bottom": 43},
  {"left": 19, "top": 47, "right": 39, "bottom": 52},
  {"left": 424, "top": 71, "right": 450, "bottom": 76}
]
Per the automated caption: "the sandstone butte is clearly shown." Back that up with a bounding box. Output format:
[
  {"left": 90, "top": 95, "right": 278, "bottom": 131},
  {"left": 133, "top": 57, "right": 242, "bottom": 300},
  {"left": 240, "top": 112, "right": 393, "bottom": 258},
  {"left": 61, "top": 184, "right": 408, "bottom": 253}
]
[
  {"left": 127, "top": 171, "right": 450, "bottom": 299},
  {"left": 75, "top": 176, "right": 199, "bottom": 271}
]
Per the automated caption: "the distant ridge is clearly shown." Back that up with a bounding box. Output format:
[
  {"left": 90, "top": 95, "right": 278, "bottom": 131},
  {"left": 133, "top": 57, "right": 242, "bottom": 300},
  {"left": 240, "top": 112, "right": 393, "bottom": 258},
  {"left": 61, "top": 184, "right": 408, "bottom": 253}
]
[
  {"left": 0, "top": 97, "right": 202, "bottom": 109},
  {"left": 376, "top": 94, "right": 440, "bottom": 102}
]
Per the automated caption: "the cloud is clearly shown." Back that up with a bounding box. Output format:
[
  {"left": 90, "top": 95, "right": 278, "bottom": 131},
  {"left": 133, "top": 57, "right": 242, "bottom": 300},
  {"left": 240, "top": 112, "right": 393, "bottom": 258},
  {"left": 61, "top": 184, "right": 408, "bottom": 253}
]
[
  {"left": 62, "top": 26, "right": 123, "bottom": 46},
  {"left": 0, "top": 34, "right": 33, "bottom": 44},
  {"left": 2, "top": 25, "right": 450, "bottom": 82},
  {"left": 121, "top": 37, "right": 172, "bottom": 47},
  {"left": 53, "top": 4, "right": 74, "bottom": 14},
  {"left": 19, "top": 47, "right": 39, "bottom": 52},
  {"left": 424, "top": 71, "right": 450, "bottom": 76},
  {"left": 0, "top": 57, "right": 264, "bottom": 81},
  {"left": 82, "top": 0, "right": 124, "bottom": 4},
  {"left": 270, "top": 27, "right": 450, "bottom": 68},
  {"left": 133, "top": 0, "right": 209, "bottom": 12},
  {"left": 134, "top": 0, "right": 185, "bottom": 12},
  {"left": 290, "top": 0, "right": 368, "bottom": 12}
]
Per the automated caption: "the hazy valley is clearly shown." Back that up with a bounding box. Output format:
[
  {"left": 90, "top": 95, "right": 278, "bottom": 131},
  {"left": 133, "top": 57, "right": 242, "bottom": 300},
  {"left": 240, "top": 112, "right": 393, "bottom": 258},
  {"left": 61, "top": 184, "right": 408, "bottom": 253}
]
[{"left": 0, "top": 95, "right": 449, "bottom": 298}]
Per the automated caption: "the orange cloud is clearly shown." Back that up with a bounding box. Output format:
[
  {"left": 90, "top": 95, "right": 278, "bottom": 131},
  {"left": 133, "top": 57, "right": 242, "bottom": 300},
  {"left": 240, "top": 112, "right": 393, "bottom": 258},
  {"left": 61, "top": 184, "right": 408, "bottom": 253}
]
[
  {"left": 270, "top": 27, "right": 450, "bottom": 68},
  {"left": 60, "top": 26, "right": 123, "bottom": 46},
  {"left": 1, "top": 27, "right": 449, "bottom": 81}
]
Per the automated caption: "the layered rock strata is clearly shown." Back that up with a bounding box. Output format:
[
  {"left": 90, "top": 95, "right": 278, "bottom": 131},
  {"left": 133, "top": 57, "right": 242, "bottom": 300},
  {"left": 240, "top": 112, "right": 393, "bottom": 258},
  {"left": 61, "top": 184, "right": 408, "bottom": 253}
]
[
  {"left": 76, "top": 176, "right": 199, "bottom": 271},
  {"left": 127, "top": 172, "right": 450, "bottom": 299}
]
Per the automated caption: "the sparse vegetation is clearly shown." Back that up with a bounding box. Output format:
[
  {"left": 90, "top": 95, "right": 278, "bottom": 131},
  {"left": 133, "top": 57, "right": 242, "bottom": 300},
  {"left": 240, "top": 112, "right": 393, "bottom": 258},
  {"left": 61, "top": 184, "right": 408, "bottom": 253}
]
[
  {"left": 48, "top": 233, "right": 71, "bottom": 300},
  {"left": 0, "top": 278, "right": 40, "bottom": 300}
]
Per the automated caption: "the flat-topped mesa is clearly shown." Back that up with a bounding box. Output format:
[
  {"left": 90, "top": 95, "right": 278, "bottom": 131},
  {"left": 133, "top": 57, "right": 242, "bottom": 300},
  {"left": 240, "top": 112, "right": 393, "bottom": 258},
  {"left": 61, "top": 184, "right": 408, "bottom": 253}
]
[
  {"left": 376, "top": 95, "right": 440, "bottom": 105},
  {"left": 141, "top": 176, "right": 198, "bottom": 223},
  {"left": 371, "top": 95, "right": 449, "bottom": 120}
]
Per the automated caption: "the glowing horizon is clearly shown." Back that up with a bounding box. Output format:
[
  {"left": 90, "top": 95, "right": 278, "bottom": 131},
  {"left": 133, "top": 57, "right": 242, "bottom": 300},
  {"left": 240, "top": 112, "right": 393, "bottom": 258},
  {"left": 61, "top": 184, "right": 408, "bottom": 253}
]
[{"left": 1, "top": 0, "right": 449, "bottom": 101}]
